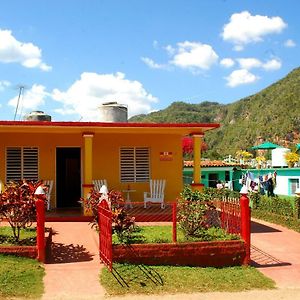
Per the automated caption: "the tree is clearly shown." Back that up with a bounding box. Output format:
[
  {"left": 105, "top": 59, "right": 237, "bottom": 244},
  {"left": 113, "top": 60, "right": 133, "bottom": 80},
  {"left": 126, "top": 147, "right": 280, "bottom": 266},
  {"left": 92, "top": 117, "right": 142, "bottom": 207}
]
[
  {"left": 182, "top": 137, "right": 208, "bottom": 160},
  {"left": 0, "top": 181, "right": 39, "bottom": 242}
]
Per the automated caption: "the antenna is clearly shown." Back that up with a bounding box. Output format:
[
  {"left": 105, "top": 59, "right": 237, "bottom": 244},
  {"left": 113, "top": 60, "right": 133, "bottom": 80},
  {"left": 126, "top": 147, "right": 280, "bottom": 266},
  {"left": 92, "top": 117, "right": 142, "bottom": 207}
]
[{"left": 14, "top": 85, "right": 25, "bottom": 121}]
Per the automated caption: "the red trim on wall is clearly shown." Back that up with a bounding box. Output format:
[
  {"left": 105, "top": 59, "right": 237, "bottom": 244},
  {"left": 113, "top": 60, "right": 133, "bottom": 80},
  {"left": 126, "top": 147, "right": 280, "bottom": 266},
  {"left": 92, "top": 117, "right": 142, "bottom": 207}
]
[
  {"left": 0, "top": 120, "right": 220, "bottom": 129},
  {"left": 82, "top": 184, "right": 94, "bottom": 188}
]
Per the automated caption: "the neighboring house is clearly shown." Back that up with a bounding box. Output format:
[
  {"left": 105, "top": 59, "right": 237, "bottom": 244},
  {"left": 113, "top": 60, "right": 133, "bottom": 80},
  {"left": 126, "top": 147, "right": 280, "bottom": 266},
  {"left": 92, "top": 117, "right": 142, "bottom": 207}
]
[
  {"left": 242, "top": 167, "right": 300, "bottom": 196},
  {"left": 183, "top": 160, "right": 243, "bottom": 191},
  {"left": 0, "top": 120, "right": 219, "bottom": 214}
]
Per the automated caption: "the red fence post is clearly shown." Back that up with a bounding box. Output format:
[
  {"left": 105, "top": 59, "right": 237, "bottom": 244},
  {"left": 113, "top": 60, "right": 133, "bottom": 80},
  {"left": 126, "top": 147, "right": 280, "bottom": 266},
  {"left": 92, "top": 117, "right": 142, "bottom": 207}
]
[
  {"left": 36, "top": 198, "right": 45, "bottom": 262},
  {"left": 172, "top": 202, "right": 177, "bottom": 243},
  {"left": 240, "top": 193, "right": 251, "bottom": 265}
]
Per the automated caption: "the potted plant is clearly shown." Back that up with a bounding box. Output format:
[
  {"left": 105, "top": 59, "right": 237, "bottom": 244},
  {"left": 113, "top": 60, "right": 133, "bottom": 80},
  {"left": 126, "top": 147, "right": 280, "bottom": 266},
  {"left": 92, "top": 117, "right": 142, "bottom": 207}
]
[{"left": 284, "top": 152, "right": 300, "bottom": 168}]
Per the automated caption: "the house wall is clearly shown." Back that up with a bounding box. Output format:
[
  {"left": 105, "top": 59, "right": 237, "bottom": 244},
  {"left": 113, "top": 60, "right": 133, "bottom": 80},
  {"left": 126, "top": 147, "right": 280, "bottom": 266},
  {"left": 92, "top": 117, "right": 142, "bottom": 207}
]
[
  {"left": 0, "top": 132, "right": 183, "bottom": 207},
  {"left": 244, "top": 168, "right": 300, "bottom": 196}
]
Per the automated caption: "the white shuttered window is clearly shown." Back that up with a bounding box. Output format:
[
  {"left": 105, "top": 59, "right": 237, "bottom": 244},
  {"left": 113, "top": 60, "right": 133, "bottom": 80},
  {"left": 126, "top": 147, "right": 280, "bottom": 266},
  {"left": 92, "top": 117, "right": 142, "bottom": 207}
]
[
  {"left": 120, "top": 147, "right": 150, "bottom": 182},
  {"left": 6, "top": 147, "right": 38, "bottom": 182}
]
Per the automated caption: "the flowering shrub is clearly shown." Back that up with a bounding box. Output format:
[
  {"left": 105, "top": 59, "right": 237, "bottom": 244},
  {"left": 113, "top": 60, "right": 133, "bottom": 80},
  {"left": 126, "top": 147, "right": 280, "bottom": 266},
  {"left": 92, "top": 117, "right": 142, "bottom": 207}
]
[
  {"left": 81, "top": 189, "right": 135, "bottom": 243},
  {"left": 177, "top": 185, "right": 217, "bottom": 239},
  {"left": 284, "top": 152, "right": 300, "bottom": 167},
  {"left": 0, "top": 180, "right": 40, "bottom": 242}
]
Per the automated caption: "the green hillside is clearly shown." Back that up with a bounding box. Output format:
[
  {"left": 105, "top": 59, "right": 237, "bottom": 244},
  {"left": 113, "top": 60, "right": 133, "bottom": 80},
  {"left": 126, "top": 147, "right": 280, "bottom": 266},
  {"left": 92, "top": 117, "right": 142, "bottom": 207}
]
[{"left": 130, "top": 67, "right": 300, "bottom": 158}]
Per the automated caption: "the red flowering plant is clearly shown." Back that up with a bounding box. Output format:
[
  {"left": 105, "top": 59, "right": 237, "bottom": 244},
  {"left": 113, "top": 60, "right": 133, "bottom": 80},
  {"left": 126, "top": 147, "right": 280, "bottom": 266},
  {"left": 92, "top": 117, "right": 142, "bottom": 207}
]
[
  {"left": 0, "top": 180, "right": 40, "bottom": 243},
  {"left": 81, "top": 189, "right": 135, "bottom": 243},
  {"left": 177, "top": 185, "right": 217, "bottom": 239},
  {"left": 182, "top": 137, "right": 208, "bottom": 160}
]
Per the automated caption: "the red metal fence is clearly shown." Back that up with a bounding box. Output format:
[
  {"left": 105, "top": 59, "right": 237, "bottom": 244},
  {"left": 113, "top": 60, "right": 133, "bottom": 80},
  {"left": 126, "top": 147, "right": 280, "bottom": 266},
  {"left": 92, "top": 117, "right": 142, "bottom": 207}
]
[
  {"left": 36, "top": 198, "right": 45, "bottom": 262},
  {"left": 98, "top": 199, "right": 113, "bottom": 271},
  {"left": 99, "top": 194, "right": 251, "bottom": 270}
]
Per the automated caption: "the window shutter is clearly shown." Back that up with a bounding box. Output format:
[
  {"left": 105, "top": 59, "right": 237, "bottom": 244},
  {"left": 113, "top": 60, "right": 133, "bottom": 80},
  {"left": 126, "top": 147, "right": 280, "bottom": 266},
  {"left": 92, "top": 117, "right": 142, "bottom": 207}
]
[
  {"left": 120, "top": 148, "right": 135, "bottom": 182},
  {"left": 6, "top": 147, "right": 38, "bottom": 182},
  {"left": 23, "top": 147, "right": 39, "bottom": 181},
  {"left": 120, "top": 147, "right": 150, "bottom": 183},
  {"left": 135, "top": 147, "right": 150, "bottom": 182},
  {"left": 6, "top": 148, "right": 22, "bottom": 182}
]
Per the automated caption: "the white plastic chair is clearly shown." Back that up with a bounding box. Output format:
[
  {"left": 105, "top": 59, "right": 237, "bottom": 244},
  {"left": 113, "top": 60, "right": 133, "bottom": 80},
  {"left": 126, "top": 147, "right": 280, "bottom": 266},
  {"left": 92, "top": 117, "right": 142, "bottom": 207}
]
[
  {"left": 93, "top": 179, "right": 108, "bottom": 192},
  {"left": 43, "top": 180, "right": 54, "bottom": 211},
  {"left": 144, "top": 179, "right": 166, "bottom": 209}
]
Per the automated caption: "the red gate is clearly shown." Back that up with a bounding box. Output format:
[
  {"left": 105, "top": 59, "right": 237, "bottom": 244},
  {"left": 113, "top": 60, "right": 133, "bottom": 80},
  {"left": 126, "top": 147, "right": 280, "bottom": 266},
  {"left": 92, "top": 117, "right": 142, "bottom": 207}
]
[{"left": 98, "top": 199, "right": 112, "bottom": 271}]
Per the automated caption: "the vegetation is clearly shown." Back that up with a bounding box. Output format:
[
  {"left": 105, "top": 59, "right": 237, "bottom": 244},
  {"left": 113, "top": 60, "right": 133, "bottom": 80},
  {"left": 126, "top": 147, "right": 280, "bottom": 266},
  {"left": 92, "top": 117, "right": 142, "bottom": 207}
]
[
  {"left": 284, "top": 151, "right": 300, "bottom": 166},
  {"left": 250, "top": 193, "right": 300, "bottom": 232},
  {"left": 130, "top": 67, "right": 300, "bottom": 158},
  {"left": 82, "top": 189, "right": 135, "bottom": 243},
  {"left": 0, "top": 180, "right": 39, "bottom": 242},
  {"left": 177, "top": 185, "right": 218, "bottom": 238},
  {"left": 100, "top": 264, "right": 275, "bottom": 296},
  {"left": 112, "top": 225, "right": 239, "bottom": 245},
  {"left": 0, "top": 226, "right": 36, "bottom": 246},
  {"left": 0, "top": 254, "right": 44, "bottom": 299}
]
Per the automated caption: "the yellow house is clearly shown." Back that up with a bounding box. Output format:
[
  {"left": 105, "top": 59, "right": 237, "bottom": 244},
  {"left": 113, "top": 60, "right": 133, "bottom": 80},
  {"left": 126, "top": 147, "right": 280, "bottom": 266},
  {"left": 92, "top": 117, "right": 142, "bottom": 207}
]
[{"left": 0, "top": 120, "right": 219, "bottom": 215}]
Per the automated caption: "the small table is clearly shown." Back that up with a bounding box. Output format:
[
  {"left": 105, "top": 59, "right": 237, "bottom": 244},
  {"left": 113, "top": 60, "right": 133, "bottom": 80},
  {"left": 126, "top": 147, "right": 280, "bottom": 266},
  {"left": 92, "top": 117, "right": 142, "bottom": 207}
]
[{"left": 122, "top": 189, "right": 136, "bottom": 208}]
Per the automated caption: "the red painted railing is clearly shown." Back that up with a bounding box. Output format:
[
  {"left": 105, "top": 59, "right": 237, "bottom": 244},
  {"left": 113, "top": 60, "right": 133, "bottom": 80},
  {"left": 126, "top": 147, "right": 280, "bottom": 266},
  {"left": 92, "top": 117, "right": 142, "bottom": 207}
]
[
  {"left": 98, "top": 199, "right": 113, "bottom": 271},
  {"left": 36, "top": 198, "right": 45, "bottom": 262}
]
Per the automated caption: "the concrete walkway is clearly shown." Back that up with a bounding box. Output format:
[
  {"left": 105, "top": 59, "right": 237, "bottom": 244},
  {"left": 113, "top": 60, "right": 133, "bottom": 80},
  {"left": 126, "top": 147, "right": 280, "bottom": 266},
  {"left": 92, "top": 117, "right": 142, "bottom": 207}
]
[
  {"left": 41, "top": 218, "right": 300, "bottom": 300},
  {"left": 42, "top": 222, "right": 105, "bottom": 300},
  {"left": 251, "top": 218, "right": 300, "bottom": 288}
]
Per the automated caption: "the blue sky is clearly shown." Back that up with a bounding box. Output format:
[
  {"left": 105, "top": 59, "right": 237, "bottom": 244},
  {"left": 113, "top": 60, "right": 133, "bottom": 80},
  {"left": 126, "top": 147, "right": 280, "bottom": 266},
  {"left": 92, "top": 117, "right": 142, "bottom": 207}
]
[{"left": 0, "top": 0, "right": 299, "bottom": 121}]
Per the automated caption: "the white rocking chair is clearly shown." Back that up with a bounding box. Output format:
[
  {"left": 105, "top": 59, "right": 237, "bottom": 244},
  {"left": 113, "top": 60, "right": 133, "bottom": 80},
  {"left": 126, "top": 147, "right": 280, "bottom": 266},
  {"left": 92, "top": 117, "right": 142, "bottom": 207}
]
[
  {"left": 92, "top": 179, "right": 108, "bottom": 192},
  {"left": 43, "top": 180, "right": 54, "bottom": 211},
  {"left": 144, "top": 179, "right": 166, "bottom": 209}
]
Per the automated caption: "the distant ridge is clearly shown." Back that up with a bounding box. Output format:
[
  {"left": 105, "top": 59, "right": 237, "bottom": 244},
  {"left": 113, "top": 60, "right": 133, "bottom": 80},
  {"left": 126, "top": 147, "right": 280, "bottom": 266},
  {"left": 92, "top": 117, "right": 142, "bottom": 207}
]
[{"left": 130, "top": 67, "right": 300, "bottom": 158}]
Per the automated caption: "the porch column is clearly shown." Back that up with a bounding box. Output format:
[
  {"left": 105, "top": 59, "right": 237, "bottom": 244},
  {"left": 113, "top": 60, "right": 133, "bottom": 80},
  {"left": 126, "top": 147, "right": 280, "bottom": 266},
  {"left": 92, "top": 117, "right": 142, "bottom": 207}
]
[
  {"left": 191, "top": 133, "right": 204, "bottom": 191},
  {"left": 82, "top": 132, "right": 94, "bottom": 216}
]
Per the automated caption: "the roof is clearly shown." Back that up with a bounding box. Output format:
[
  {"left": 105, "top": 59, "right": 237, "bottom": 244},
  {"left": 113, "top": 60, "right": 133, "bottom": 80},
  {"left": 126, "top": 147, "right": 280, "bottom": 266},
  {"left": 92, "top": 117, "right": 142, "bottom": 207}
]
[
  {"left": 184, "top": 160, "right": 242, "bottom": 168},
  {"left": 0, "top": 120, "right": 220, "bottom": 135}
]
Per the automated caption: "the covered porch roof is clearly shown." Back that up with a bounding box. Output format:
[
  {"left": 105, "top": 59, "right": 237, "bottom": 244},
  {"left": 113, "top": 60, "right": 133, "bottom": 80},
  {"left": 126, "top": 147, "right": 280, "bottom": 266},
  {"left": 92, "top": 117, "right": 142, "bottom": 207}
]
[{"left": 0, "top": 120, "right": 220, "bottom": 135}]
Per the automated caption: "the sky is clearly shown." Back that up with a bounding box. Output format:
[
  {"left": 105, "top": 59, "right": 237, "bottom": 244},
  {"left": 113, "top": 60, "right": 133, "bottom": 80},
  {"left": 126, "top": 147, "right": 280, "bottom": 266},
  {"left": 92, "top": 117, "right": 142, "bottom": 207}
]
[{"left": 0, "top": 0, "right": 299, "bottom": 121}]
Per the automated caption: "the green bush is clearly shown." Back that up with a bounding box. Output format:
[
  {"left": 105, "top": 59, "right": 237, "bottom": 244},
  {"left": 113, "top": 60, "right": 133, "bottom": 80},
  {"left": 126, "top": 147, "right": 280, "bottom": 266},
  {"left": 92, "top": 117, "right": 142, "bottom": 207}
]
[
  {"left": 177, "top": 185, "right": 217, "bottom": 238},
  {"left": 203, "top": 187, "right": 240, "bottom": 199}
]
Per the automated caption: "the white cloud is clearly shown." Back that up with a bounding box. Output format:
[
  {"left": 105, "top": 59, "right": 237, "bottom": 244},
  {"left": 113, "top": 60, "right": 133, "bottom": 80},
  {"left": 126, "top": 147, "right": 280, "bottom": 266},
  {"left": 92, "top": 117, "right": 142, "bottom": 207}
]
[
  {"left": 237, "top": 58, "right": 262, "bottom": 70},
  {"left": 164, "top": 45, "right": 176, "bottom": 56},
  {"left": 0, "top": 80, "right": 11, "bottom": 91},
  {"left": 220, "top": 58, "right": 235, "bottom": 68},
  {"left": 262, "top": 58, "right": 282, "bottom": 71},
  {"left": 171, "top": 41, "right": 218, "bottom": 71},
  {"left": 236, "top": 57, "right": 282, "bottom": 71},
  {"left": 0, "top": 29, "right": 52, "bottom": 71},
  {"left": 141, "top": 57, "right": 167, "bottom": 69},
  {"left": 284, "top": 39, "right": 296, "bottom": 48},
  {"left": 222, "top": 11, "right": 287, "bottom": 50},
  {"left": 225, "top": 69, "right": 259, "bottom": 87},
  {"left": 8, "top": 84, "right": 49, "bottom": 117},
  {"left": 52, "top": 72, "right": 158, "bottom": 120}
]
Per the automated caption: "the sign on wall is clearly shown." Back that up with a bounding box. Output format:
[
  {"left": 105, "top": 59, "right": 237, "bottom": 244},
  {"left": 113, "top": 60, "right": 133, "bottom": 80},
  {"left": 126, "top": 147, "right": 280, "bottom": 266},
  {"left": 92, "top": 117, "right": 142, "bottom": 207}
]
[{"left": 160, "top": 151, "right": 173, "bottom": 161}]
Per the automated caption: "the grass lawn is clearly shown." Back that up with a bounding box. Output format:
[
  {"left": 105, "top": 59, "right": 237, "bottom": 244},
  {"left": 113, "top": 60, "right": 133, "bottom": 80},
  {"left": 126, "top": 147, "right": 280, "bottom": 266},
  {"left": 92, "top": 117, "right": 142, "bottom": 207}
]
[
  {"left": 0, "top": 254, "right": 44, "bottom": 299},
  {"left": 113, "top": 225, "right": 240, "bottom": 244},
  {"left": 100, "top": 263, "right": 275, "bottom": 296},
  {"left": 0, "top": 226, "right": 36, "bottom": 246}
]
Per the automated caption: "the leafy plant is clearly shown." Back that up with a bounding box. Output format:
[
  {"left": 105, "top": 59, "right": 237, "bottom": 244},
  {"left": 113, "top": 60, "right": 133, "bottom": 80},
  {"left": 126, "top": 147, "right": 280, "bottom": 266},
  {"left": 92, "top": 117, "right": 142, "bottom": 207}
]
[
  {"left": 177, "top": 185, "right": 217, "bottom": 238},
  {"left": 0, "top": 180, "right": 39, "bottom": 243},
  {"left": 284, "top": 151, "right": 300, "bottom": 167},
  {"left": 81, "top": 189, "right": 135, "bottom": 243}
]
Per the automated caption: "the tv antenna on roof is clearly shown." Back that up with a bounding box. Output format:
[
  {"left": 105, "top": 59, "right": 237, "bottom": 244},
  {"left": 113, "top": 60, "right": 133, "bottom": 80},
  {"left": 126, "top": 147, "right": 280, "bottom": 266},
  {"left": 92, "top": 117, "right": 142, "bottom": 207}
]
[{"left": 13, "top": 85, "right": 25, "bottom": 121}]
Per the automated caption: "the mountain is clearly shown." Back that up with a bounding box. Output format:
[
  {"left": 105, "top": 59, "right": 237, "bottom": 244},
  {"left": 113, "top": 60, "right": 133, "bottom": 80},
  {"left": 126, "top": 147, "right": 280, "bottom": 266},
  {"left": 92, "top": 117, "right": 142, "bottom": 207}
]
[{"left": 130, "top": 67, "right": 300, "bottom": 158}]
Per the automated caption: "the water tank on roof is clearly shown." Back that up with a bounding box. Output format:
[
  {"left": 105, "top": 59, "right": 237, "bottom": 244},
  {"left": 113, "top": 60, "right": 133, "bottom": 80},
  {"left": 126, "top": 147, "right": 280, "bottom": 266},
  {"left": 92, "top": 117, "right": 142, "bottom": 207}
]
[
  {"left": 271, "top": 148, "right": 290, "bottom": 167},
  {"left": 25, "top": 111, "right": 51, "bottom": 121},
  {"left": 98, "top": 102, "right": 128, "bottom": 123}
]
